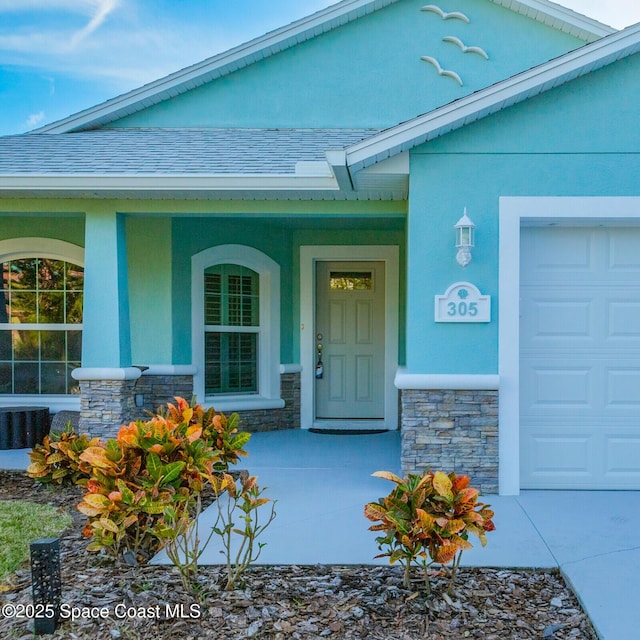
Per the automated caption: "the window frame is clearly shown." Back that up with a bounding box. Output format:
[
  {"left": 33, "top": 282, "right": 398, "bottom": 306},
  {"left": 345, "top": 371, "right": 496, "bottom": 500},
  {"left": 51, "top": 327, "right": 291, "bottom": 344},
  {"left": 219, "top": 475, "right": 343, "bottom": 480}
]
[
  {"left": 0, "top": 238, "right": 84, "bottom": 407},
  {"left": 204, "top": 263, "right": 260, "bottom": 395},
  {"left": 192, "top": 245, "right": 282, "bottom": 411}
]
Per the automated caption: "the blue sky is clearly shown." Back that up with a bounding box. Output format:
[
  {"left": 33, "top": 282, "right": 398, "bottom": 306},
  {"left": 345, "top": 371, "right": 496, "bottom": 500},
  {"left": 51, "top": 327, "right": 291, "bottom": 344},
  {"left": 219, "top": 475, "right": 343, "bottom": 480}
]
[{"left": 1, "top": 0, "right": 639, "bottom": 135}]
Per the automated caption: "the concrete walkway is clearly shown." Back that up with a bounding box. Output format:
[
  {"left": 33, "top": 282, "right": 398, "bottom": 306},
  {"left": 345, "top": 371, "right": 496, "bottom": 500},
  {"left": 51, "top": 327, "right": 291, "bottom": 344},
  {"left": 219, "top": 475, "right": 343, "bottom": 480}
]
[{"left": 3, "top": 431, "right": 638, "bottom": 639}]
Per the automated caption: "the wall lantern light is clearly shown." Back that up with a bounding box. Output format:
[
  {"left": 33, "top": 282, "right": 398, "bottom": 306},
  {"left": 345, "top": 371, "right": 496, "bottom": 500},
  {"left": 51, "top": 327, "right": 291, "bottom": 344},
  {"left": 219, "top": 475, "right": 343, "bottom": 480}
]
[{"left": 455, "top": 208, "right": 476, "bottom": 267}]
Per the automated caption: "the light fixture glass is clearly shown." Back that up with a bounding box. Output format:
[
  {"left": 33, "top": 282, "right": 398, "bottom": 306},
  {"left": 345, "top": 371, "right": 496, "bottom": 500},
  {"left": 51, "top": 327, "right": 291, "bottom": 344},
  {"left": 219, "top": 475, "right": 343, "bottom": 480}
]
[{"left": 455, "top": 208, "right": 475, "bottom": 267}]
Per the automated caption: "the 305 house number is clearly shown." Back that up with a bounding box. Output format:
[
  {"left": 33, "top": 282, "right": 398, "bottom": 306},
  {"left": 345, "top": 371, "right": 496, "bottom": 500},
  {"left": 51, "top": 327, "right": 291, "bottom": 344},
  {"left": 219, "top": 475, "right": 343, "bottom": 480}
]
[
  {"left": 447, "top": 300, "right": 479, "bottom": 317},
  {"left": 435, "top": 282, "right": 491, "bottom": 323}
]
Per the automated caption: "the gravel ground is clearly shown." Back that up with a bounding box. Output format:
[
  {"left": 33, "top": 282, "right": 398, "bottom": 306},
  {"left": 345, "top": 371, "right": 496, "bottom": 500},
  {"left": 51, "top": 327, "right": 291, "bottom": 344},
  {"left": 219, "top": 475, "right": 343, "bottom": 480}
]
[{"left": 0, "top": 470, "right": 598, "bottom": 640}]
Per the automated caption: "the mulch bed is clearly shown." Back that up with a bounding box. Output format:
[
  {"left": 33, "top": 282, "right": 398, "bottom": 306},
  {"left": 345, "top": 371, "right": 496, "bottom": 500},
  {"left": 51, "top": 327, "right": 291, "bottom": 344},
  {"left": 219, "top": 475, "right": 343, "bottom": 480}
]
[{"left": 0, "top": 470, "right": 598, "bottom": 640}]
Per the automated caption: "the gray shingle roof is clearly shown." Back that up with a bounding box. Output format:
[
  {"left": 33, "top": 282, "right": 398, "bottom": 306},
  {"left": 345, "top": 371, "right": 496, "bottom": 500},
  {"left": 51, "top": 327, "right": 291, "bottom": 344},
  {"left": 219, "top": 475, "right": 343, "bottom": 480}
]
[{"left": 0, "top": 128, "right": 379, "bottom": 175}]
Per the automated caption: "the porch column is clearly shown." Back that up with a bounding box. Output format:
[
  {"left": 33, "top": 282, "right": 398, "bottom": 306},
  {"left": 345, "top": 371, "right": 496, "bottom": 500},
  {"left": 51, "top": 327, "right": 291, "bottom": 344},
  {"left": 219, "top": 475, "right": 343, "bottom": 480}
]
[
  {"left": 81, "top": 208, "right": 131, "bottom": 368},
  {"left": 72, "top": 208, "right": 139, "bottom": 436}
]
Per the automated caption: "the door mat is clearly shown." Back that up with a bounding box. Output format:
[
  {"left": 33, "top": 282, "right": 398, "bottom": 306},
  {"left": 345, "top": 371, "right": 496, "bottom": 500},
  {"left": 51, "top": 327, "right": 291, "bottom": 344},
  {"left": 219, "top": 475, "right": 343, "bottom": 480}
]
[{"left": 309, "top": 428, "right": 387, "bottom": 435}]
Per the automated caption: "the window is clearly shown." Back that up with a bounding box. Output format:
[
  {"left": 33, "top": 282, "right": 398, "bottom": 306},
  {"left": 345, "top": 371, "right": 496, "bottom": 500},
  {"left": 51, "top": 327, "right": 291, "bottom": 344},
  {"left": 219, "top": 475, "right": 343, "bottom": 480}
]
[
  {"left": 192, "top": 245, "right": 281, "bottom": 409},
  {"left": 204, "top": 264, "right": 259, "bottom": 394},
  {"left": 0, "top": 257, "right": 83, "bottom": 394},
  {"left": 329, "top": 271, "right": 373, "bottom": 290}
]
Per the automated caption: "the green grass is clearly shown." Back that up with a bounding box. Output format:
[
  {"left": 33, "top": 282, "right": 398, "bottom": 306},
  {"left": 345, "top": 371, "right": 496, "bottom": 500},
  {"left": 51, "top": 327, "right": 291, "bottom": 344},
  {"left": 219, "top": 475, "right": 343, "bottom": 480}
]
[{"left": 0, "top": 501, "right": 72, "bottom": 580}]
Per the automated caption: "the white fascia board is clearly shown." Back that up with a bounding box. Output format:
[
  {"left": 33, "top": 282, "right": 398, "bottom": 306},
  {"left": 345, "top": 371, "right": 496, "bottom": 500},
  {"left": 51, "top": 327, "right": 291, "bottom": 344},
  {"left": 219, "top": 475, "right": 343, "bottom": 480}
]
[
  {"left": 0, "top": 173, "right": 340, "bottom": 193},
  {"left": 34, "top": 0, "right": 400, "bottom": 134},
  {"left": 325, "top": 149, "right": 354, "bottom": 191},
  {"left": 346, "top": 23, "right": 640, "bottom": 172},
  {"left": 489, "top": 0, "right": 615, "bottom": 41}
]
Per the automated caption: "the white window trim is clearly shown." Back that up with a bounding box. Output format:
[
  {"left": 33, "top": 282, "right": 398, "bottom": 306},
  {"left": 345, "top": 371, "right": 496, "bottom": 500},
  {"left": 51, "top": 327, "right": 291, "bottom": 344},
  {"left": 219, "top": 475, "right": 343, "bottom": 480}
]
[
  {"left": 0, "top": 238, "right": 84, "bottom": 265},
  {"left": 499, "top": 196, "right": 640, "bottom": 496},
  {"left": 192, "top": 244, "right": 282, "bottom": 411},
  {"left": 0, "top": 237, "right": 84, "bottom": 410},
  {"left": 300, "top": 245, "right": 399, "bottom": 430}
]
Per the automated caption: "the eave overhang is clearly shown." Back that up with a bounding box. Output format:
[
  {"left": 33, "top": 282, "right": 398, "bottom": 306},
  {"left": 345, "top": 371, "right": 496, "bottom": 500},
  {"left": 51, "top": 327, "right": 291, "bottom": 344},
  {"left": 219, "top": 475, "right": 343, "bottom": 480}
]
[{"left": 0, "top": 173, "right": 408, "bottom": 201}]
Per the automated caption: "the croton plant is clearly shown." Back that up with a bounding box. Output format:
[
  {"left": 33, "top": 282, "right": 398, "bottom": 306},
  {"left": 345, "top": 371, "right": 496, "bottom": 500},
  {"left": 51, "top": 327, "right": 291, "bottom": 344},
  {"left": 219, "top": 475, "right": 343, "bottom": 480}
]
[
  {"left": 364, "top": 469, "right": 495, "bottom": 594},
  {"left": 28, "top": 397, "right": 250, "bottom": 561}
]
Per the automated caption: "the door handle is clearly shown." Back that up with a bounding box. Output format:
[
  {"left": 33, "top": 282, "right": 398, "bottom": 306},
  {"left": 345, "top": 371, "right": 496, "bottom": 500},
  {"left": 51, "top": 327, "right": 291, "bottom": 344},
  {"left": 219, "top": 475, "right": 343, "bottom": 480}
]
[{"left": 315, "top": 335, "right": 324, "bottom": 379}]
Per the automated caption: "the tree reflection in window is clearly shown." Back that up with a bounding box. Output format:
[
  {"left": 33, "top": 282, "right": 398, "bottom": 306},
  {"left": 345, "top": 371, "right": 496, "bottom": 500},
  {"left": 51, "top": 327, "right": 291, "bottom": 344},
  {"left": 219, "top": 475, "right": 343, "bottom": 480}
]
[
  {"left": 329, "top": 271, "right": 373, "bottom": 290},
  {"left": 0, "top": 258, "right": 83, "bottom": 395}
]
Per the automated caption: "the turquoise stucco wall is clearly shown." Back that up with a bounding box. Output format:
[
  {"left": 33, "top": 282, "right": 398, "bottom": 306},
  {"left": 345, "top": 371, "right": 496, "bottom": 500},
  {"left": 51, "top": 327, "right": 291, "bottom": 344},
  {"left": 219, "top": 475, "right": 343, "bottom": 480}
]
[
  {"left": 108, "top": 0, "right": 584, "bottom": 130},
  {"left": 0, "top": 214, "right": 84, "bottom": 246},
  {"left": 406, "top": 53, "right": 640, "bottom": 375},
  {"left": 169, "top": 215, "right": 406, "bottom": 366},
  {"left": 171, "top": 217, "right": 293, "bottom": 365},
  {"left": 126, "top": 216, "right": 173, "bottom": 365}
]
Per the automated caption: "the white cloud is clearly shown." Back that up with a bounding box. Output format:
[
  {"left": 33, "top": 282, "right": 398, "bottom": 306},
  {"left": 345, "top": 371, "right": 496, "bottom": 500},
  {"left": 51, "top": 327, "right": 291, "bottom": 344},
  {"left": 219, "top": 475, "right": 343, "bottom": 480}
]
[
  {"left": 0, "top": 0, "right": 121, "bottom": 56},
  {"left": 69, "top": 0, "right": 120, "bottom": 49},
  {"left": 25, "top": 111, "right": 45, "bottom": 128}
]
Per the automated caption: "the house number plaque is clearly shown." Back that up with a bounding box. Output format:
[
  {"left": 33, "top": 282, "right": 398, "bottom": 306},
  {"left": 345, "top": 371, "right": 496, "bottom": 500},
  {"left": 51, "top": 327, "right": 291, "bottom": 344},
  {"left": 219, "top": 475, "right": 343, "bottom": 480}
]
[{"left": 434, "top": 282, "right": 491, "bottom": 323}]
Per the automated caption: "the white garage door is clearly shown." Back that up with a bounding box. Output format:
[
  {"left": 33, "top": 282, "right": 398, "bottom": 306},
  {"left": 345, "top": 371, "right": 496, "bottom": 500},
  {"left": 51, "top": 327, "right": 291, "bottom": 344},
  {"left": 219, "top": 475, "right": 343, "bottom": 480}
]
[{"left": 520, "top": 226, "right": 640, "bottom": 489}]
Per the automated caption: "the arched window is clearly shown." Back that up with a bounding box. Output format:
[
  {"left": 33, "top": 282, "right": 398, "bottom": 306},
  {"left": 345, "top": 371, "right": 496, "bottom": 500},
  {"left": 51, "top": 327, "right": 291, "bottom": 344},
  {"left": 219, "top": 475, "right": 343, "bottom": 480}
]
[
  {"left": 204, "top": 263, "right": 259, "bottom": 394},
  {"left": 0, "top": 239, "right": 83, "bottom": 395},
  {"left": 192, "top": 245, "right": 281, "bottom": 410}
]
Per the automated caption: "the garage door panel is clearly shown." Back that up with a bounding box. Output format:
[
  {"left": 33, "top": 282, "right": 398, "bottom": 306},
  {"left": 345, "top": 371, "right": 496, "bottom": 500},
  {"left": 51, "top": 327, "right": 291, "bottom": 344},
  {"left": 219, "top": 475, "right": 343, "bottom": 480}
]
[
  {"left": 606, "top": 369, "right": 640, "bottom": 408},
  {"left": 521, "top": 295, "right": 594, "bottom": 345},
  {"left": 605, "top": 435, "right": 640, "bottom": 475},
  {"left": 521, "top": 226, "right": 640, "bottom": 489},
  {"left": 608, "top": 233, "right": 640, "bottom": 272},
  {"left": 529, "top": 366, "right": 592, "bottom": 409},
  {"left": 521, "top": 228, "right": 594, "bottom": 274},
  {"left": 526, "top": 432, "right": 592, "bottom": 473},
  {"left": 607, "top": 300, "right": 640, "bottom": 340},
  {"left": 532, "top": 299, "right": 592, "bottom": 338},
  {"left": 521, "top": 428, "right": 595, "bottom": 488}
]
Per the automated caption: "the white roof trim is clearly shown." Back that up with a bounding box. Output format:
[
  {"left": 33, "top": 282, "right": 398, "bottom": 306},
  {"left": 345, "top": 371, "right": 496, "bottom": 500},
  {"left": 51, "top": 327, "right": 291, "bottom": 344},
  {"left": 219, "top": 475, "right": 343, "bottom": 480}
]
[
  {"left": 346, "top": 22, "right": 640, "bottom": 172},
  {"left": 34, "top": 0, "right": 613, "bottom": 135},
  {"left": 489, "top": 0, "right": 613, "bottom": 41},
  {"left": 0, "top": 173, "right": 340, "bottom": 193}
]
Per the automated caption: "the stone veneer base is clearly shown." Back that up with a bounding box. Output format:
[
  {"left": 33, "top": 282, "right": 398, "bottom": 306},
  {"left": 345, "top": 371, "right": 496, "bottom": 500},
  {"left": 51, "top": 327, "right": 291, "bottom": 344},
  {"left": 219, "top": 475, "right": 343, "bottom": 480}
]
[
  {"left": 78, "top": 372, "right": 301, "bottom": 438},
  {"left": 131, "top": 374, "right": 195, "bottom": 421},
  {"left": 235, "top": 372, "right": 301, "bottom": 432},
  {"left": 78, "top": 379, "right": 137, "bottom": 439},
  {"left": 401, "top": 389, "right": 498, "bottom": 495}
]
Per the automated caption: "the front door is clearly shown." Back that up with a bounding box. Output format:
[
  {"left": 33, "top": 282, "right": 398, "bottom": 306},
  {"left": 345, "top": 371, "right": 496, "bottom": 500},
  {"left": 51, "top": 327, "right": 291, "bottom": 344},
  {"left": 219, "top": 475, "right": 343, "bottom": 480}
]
[{"left": 315, "top": 261, "right": 385, "bottom": 421}]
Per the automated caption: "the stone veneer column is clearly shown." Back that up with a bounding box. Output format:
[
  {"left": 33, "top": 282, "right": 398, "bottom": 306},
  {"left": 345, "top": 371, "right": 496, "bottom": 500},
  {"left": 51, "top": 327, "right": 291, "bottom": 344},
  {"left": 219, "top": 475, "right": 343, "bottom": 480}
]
[
  {"left": 72, "top": 367, "right": 141, "bottom": 439},
  {"left": 401, "top": 388, "right": 499, "bottom": 495},
  {"left": 278, "top": 371, "right": 301, "bottom": 430},
  {"left": 129, "top": 365, "right": 196, "bottom": 420}
]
